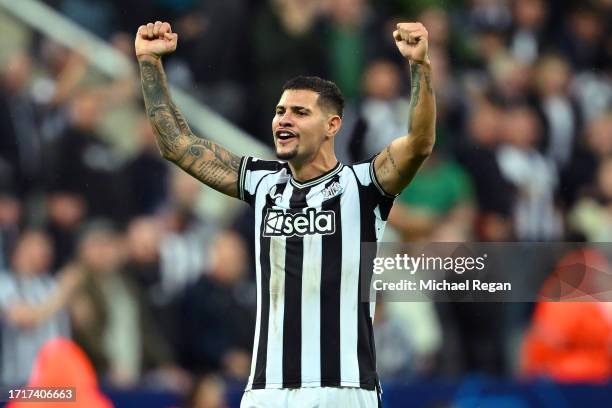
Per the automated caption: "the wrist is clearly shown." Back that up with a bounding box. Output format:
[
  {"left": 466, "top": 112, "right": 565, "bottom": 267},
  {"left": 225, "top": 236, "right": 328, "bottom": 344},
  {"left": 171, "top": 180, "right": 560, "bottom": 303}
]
[
  {"left": 136, "top": 53, "right": 161, "bottom": 63},
  {"left": 409, "top": 57, "right": 431, "bottom": 69}
]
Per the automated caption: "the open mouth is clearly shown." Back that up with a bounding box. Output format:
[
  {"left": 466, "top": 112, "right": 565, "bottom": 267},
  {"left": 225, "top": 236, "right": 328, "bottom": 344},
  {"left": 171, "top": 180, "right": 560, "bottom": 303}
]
[{"left": 275, "top": 129, "right": 298, "bottom": 144}]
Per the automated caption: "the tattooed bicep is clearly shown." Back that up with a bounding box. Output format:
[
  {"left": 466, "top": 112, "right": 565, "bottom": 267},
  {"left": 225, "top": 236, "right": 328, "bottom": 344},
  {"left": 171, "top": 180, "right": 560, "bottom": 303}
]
[
  {"left": 374, "top": 137, "right": 428, "bottom": 195},
  {"left": 174, "top": 136, "right": 241, "bottom": 197}
]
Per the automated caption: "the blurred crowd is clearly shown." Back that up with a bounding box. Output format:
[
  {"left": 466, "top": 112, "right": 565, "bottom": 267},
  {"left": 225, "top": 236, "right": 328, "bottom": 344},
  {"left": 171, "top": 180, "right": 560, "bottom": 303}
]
[{"left": 0, "top": 0, "right": 611, "bottom": 406}]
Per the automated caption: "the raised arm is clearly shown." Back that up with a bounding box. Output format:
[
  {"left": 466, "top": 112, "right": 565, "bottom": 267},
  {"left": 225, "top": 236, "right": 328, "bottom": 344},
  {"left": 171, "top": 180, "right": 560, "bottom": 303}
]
[
  {"left": 374, "top": 22, "right": 436, "bottom": 195},
  {"left": 4, "top": 266, "right": 82, "bottom": 328},
  {"left": 135, "top": 21, "right": 240, "bottom": 197}
]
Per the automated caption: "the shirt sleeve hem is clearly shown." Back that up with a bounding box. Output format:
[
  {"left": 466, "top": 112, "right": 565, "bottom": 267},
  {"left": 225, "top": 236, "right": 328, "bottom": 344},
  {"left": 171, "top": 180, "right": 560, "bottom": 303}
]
[
  {"left": 369, "top": 155, "right": 399, "bottom": 199},
  {"left": 238, "top": 156, "right": 249, "bottom": 201}
]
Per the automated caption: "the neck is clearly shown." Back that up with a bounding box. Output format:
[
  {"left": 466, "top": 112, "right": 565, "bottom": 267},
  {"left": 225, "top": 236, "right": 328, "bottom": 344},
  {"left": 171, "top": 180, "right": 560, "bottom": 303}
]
[{"left": 288, "top": 150, "right": 338, "bottom": 182}]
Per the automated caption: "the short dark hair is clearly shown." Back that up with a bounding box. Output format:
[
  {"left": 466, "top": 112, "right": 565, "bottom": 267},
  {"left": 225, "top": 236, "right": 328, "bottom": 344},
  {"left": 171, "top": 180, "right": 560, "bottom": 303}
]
[{"left": 282, "top": 76, "right": 345, "bottom": 117}]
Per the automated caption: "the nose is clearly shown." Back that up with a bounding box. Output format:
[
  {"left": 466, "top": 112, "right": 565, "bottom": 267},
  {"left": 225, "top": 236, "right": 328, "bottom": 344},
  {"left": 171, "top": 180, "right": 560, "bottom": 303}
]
[{"left": 279, "top": 111, "right": 293, "bottom": 127}]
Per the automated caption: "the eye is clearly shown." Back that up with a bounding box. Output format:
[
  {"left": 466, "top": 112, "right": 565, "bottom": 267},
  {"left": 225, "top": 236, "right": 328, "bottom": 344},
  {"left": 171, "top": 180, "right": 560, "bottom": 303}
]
[{"left": 296, "top": 111, "right": 307, "bottom": 116}]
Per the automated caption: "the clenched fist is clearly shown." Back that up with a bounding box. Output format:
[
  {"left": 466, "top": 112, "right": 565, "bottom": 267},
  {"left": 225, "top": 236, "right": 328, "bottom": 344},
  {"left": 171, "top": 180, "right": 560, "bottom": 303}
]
[
  {"left": 393, "top": 22, "right": 429, "bottom": 65},
  {"left": 135, "top": 21, "right": 178, "bottom": 59}
]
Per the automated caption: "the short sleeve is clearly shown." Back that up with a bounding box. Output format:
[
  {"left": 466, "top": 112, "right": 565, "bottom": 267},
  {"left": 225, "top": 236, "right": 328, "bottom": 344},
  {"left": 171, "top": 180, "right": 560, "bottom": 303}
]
[
  {"left": 238, "top": 156, "right": 285, "bottom": 206},
  {"left": 349, "top": 155, "right": 398, "bottom": 221},
  {"left": 350, "top": 155, "right": 399, "bottom": 198}
]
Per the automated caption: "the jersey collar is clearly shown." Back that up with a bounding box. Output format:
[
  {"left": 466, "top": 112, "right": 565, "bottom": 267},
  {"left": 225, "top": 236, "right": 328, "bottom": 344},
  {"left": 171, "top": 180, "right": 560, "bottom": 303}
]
[{"left": 288, "top": 161, "right": 343, "bottom": 189}]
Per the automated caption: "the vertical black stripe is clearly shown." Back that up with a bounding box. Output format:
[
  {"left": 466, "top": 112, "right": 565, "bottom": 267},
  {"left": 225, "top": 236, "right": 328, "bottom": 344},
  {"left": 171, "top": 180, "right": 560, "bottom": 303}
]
[
  {"left": 352, "top": 169, "right": 380, "bottom": 390},
  {"left": 252, "top": 200, "right": 272, "bottom": 389},
  {"left": 282, "top": 186, "right": 310, "bottom": 387},
  {"left": 320, "top": 176, "right": 342, "bottom": 387}
]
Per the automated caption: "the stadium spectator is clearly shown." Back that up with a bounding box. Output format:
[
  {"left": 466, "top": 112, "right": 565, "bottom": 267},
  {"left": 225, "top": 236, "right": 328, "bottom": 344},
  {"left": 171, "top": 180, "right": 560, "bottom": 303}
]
[
  {"left": 125, "top": 217, "right": 164, "bottom": 302},
  {"left": 569, "top": 156, "right": 612, "bottom": 242},
  {"left": 488, "top": 54, "right": 531, "bottom": 107},
  {"left": 375, "top": 301, "right": 442, "bottom": 380},
  {"left": 189, "top": 374, "right": 228, "bottom": 408},
  {"left": 508, "top": 0, "right": 551, "bottom": 64},
  {"left": 0, "top": 230, "right": 79, "bottom": 385},
  {"left": 348, "top": 59, "right": 410, "bottom": 161},
  {"left": 532, "top": 54, "right": 582, "bottom": 170},
  {"left": 68, "top": 221, "right": 175, "bottom": 387},
  {"left": 180, "top": 231, "right": 255, "bottom": 380},
  {"left": 249, "top": 0, "right": 327, "bottom": 138},
  {"left": 560, "top": 4, "right": 608, "bottom": 71},
  {"left": 0, "top": 51, "right": 45, "bottom": 196},
  {"left": 373, "top": 301, "right": 414, "bottom": 380},
  {"left": 169, "top": 0, "right": 249, "bottom": 125},
  {"left": 427, "top": 46, "right": 466, "bottom": 153},
  {"left": 322, "top": 0, "right": 386, "bottom": 101},
  {"left": 44, "top": 192, "right": 86, "bottom": 271},
  {"left": 560, "top": 112, "right": 612, "bottom": 208},
  {"left": 46, "top": 90, "right": 130, "bottom": 223},
  {"left": 496, "top": 105, "right": 562, "bottom": 241},
  {"left": 389, "top": 151, "right": 475, "bottom": 242},
  {"left": 123, "top": 116, "right": 170, "bottom": 217},
  {"left": 455, "top": 102, "right": 515, "bottom": 241},
  {"left": 158, "top": 169, "right": 219, "bottom": 301},
  {"left": 417, "top": 7, "right": 474, "bottom": 70},
  {"left": 124, "top": 216, "right": 184, "bottom": 355}
]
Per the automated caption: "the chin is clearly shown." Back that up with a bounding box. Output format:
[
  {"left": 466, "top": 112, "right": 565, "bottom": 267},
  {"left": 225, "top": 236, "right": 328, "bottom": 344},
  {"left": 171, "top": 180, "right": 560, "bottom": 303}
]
[{"left": 275, "top": 147, "right": 299, "bottom": 161}]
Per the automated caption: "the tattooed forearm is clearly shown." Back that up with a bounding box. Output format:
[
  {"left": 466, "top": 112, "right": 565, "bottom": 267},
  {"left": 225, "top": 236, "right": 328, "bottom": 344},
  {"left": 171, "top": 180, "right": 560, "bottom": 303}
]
[
  {"left": 408, "top": 64, "right": 421, "bottom": 133},
  {"left": 407, "top": 62, "right": 436, "bottom": 146},
  {"left": 424, "top": 70, "right": 433, "bottom": 95},
  {"left": 138, "top": 57, "right": 240, "bottom": 197},
  {"left": 139, "top": 59, "right": 186, "bottom": 157}
]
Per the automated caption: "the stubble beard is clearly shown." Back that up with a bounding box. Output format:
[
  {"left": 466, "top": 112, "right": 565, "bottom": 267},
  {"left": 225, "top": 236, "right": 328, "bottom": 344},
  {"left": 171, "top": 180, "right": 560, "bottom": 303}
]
[{"left": 275, "top": 144, "right": 299, "bottom": 161}]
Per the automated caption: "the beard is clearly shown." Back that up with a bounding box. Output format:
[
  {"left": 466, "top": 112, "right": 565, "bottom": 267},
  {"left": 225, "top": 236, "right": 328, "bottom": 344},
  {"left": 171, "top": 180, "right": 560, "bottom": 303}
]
[{"left": 275, "top": 144, "right": 299, "bottom": 160}]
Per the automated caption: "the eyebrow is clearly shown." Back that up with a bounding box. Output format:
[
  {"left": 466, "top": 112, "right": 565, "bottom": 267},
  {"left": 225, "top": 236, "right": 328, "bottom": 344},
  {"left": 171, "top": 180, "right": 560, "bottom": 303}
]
[{"left": 276, "top": 105, "right": 312, "bottom": 113}]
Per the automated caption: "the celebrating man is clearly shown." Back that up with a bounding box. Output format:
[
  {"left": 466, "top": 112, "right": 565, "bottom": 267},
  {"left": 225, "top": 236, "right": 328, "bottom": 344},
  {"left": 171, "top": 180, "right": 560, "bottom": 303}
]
[{"left": 135, "top": 20, "right": 435, "bottom": 408}]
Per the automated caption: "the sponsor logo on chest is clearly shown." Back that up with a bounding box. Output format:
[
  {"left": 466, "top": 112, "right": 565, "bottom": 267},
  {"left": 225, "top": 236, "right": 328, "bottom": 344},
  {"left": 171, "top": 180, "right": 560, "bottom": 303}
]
[{"left": 263, "top": 208, "right": 336, "bottom": 237}]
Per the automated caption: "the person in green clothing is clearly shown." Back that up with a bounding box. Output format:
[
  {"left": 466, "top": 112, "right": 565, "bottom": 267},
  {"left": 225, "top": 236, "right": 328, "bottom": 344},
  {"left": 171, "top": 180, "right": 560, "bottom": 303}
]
[
  {"left": 324, "top": 0, "right": 382, "bottom": 101},
  {"left": 388, "top": 151, "right": 475, "bottom": 241}
]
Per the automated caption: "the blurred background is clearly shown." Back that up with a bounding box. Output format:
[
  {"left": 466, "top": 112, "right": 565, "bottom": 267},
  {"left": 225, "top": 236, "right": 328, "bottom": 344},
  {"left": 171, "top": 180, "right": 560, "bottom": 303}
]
[{"left": 0, "top": 0, "right": 611, "bottom": 407}]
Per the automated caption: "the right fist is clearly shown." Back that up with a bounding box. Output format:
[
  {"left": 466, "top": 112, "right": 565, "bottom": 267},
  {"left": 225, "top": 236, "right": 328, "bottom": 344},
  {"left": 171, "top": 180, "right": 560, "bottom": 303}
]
[{"left": 135, "top": 21, "right": 178, "bottom": 59}]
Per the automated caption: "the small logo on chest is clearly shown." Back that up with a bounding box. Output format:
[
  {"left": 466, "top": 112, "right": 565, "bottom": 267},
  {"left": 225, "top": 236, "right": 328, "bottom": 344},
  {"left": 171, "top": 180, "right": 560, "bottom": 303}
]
[{"left": 321, "top": 181, "right": 343, "bottom": 200}]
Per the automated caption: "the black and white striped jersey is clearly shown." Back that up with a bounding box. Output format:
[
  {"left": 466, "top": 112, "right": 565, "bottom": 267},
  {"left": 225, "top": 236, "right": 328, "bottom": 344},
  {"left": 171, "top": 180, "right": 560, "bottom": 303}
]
[
  {"left": 0, "top": 271, "right": 70, "bottom": 385},
  {"left": 237, "top": 155, "right": 395, "bottom": 391}
]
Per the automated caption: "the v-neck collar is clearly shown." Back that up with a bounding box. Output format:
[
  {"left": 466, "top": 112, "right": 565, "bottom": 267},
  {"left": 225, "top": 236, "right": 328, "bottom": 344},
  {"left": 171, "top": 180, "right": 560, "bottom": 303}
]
[{"left": 288, "top": 161, "right": 343, "bottom": 189}]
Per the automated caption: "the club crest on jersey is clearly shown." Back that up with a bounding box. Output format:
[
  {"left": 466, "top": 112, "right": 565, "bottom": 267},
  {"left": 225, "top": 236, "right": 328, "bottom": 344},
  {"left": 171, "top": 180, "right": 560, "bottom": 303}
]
[
  {"left": 263, "top": 208, "right": 335, "bottom": 237},
  {"left": 322, "top": 181, "right": 343, "bottom": 200}
]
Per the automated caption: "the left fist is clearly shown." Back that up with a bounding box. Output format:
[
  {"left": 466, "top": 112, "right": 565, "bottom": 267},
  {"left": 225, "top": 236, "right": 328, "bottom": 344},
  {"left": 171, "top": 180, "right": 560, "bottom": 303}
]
[{"left": 393, "top": 22, "right": 429, "bottom": 65}]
